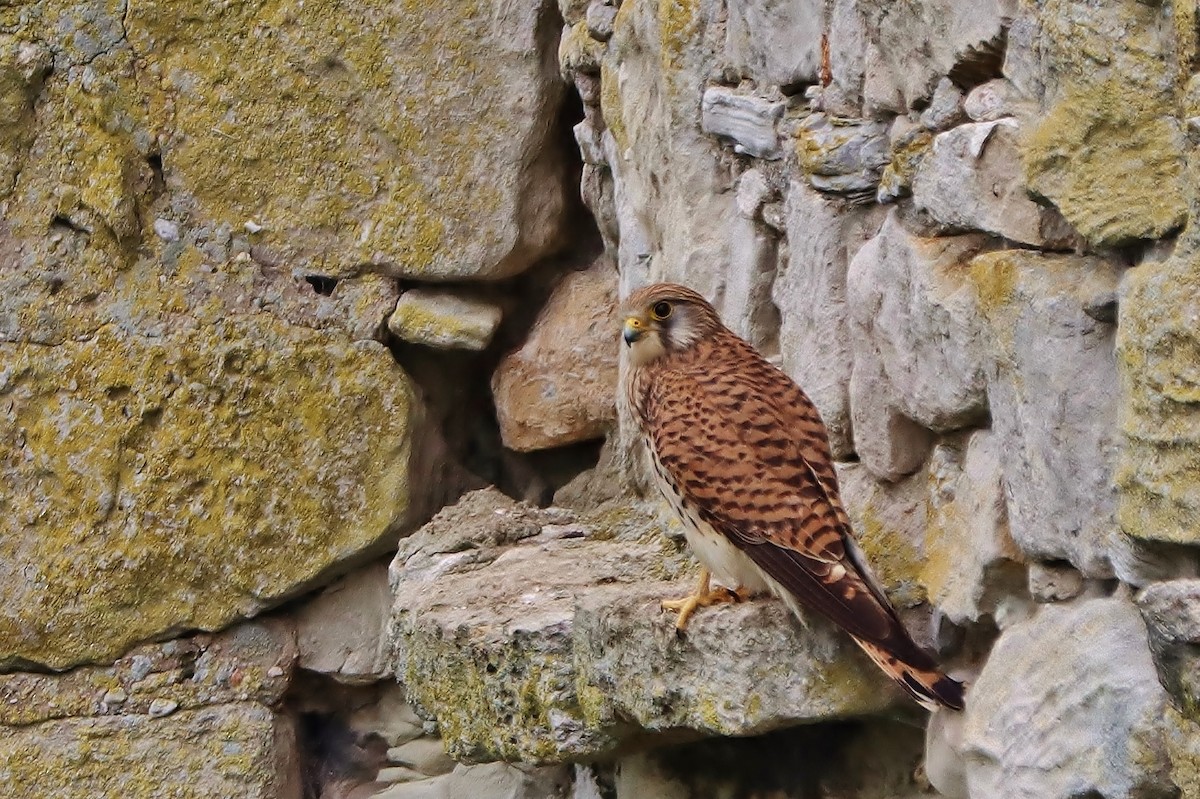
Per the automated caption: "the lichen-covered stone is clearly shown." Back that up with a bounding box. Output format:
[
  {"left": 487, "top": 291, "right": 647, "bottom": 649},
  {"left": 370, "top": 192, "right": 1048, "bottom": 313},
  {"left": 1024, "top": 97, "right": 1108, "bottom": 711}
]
[
  {"left": 388, "top": 490, "right": 897, "bottom": 765},
  {"left": 1019, "top": 0, "right": 1187, "bottom": 247},
  {"left": 795, "top": 115, "right": 890, "bottom": 201},
  {"left": 0, "top": 37, "right": 50, "bottom": 200},
  {"left": 1117, "top": 251, "right": 1200, "bottom": 545},
  {"left": 0, "top": 320, "right": 429, "bottom": 670},
  {"left": 122, "top": 0, "right": 569, "bottom": 280},
  {"left": 0, "top": 705, "right": 299, "bottom": 799},
  {"left": 0, "top": 620, "right": 295, "bottom": 727},
  {"left": 492, "top": 261, "right": 619, "bottom": 451},
  {"left": 835, "top": 464, "right": 930, "bottom": 612},
  {"left": 1165, "top": 708, "right": 1200, "bottom": 799},
  {"left": 389, "top": 289, "right": 504, "bottom": 351}
]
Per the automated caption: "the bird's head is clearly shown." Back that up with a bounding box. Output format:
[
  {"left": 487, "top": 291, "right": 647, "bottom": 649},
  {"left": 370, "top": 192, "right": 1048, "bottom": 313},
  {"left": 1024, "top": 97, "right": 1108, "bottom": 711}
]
[{"left": 619, "top": 283, "right": 723, "bottom": 366}]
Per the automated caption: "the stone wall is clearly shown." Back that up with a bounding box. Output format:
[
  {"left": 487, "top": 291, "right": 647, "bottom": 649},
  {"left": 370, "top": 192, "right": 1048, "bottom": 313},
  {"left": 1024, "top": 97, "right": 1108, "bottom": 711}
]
[{"left": 5, "top": 0, "right": 1200, "bottom": 797}]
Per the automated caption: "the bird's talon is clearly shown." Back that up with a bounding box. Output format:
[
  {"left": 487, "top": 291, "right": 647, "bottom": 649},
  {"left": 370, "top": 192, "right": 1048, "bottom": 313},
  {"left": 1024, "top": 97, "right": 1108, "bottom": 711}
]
[{"left": 660, "top": 581, "right": 745, "bottom": 631}]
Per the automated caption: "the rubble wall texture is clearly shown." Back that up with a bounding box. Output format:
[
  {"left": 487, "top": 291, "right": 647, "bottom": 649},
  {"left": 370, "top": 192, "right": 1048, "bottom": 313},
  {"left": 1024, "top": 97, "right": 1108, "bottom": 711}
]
[{"left": 5, "top": 0, "right": 1200, "bottom": 797}]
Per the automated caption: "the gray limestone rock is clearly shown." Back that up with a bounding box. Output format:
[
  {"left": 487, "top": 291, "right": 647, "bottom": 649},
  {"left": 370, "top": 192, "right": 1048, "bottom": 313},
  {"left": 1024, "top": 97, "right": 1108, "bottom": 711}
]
[
  {"left": 721, "top": 169, "right": 780, "bottom": 353},
  {"left": 442, "top": 762, "right": 572, "bottom": 799},
  {"left": 387, "top": 490, "right": 898, "bottom": 765},
  {"left": 913, "top": 119, "right": 1076, "bottom": 248},
  {"left": 797, "top": 115, "right": 891, "bottom": 201},
  {"left": 847, "top": 211, "right": 992, "bottom": 434},
  {"left": 1137, "top": 580, "right": 1200, "bottom": 710},
  {"left": 774, "top": 182, "right": 885, "bottom": 458},
  {"left": 585, "top": 2, "right": 616, "bottom": 42},
  {"left": 919, "top": 77, "right": 967, "bottom": 131},
  {"left": 724, "top": 0, "right": 823, "bottom": 88},
  {"left": 963, "top": 78, "right": 1027, "bottom": 121},
  {"left": 295, "top": 562, "right": 393, "bottom": 683},
  {"left": 823, "top": 0, "right": 868, "bottom": 116},
  {"left": 1027, "top": 562, "right": 1086, "bottom": 604},
  {"left": 848, "top": 355, "right": 935, "bottom": 482},
  {"left": 958, "top": 597, "right": 1173, "bottom": 799},
  {"left": 969, "top": 251, "right": 1128, "bottom": 579},
  {"left": 699, "top": 87, "right": 785, "bottom": 159},
  {"left": 924, "top": 433, "right": 1026, "bottom": 625},
  {"left": 857, "top": 0, "right": 1017, "bottom": 111}
]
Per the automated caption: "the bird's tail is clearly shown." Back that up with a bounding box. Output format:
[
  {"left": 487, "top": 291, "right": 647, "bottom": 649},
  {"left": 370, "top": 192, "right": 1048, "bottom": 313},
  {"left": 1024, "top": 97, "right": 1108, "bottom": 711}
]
[{"left": 851, "top": 636, "right": 965, "bottom": 712}]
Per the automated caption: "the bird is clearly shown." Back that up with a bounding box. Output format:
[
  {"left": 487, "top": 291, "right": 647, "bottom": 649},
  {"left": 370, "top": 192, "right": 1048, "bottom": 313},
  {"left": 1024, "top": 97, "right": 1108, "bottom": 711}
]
[{"left": 619, "top": 282, "right": 964, "bottom": 712}]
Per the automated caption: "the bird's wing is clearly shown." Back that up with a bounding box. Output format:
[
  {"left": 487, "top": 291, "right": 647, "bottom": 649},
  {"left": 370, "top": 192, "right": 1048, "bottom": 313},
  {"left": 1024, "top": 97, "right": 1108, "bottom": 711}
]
[{"left": 644, "top": 346, "right": 927, "bottom": 659}]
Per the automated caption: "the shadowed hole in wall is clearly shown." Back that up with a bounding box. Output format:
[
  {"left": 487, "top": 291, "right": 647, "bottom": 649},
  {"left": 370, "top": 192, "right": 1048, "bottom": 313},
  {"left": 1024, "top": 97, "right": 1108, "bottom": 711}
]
[
  {"left": 305, "top": 275, "right": 340, "bottom": 296},
  {"left": 289, "top": 673, "right": 393, "bottom": 799}
]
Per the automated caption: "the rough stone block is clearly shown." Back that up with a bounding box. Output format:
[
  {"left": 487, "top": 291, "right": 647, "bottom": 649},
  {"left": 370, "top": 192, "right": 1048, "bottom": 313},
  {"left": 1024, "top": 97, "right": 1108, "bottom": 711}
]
[
  {"left": 848, "top": 211, "right": 992, "bottom": 435},
  {"left": 492, "top": 260, "right": 619, "bottom": 452},
  {"left": 0, "top": 321, "right": 428, "bottom": 670},
  {"left": 123, "top": 0, "right": 571, "bottom": 280},
  {"left": 957, "top": 597, "right": 1173, "bottom": 799},
  {"left": 389, "top": 290, "right": 504, "bottom": 351},
  {"left": 969, "top": 250, "right": 1127, "bottom": 578},
  {"left": 724, "top": 0, "right": 823, "bottom": 88},
  {"left": 1117, "top": 253, "right": 1200, "bottom": 545},
  {"left": 775, "top": 182, "right": 884, "bottom": 458},
  {"left": 296, "top": 562, "right": 393, "bottom": 683},
  {"left": 699, "top": 87, "right": 784, "bottom": 159},
  {"left": 388, "top": 490, "right": 897, "bottom": 765},
  {"left": 1018, "top": 0, "right": 1186, "bottom": 247},
  {"left": 914, "top": 119, "right": 1076, "bottom": 248}
]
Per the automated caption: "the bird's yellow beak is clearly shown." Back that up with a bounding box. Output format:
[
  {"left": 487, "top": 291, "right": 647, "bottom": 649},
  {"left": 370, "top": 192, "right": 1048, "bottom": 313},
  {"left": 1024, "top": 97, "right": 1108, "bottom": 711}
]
[{"left": 623, "top": 316, "right": 647, "bottom": 346}]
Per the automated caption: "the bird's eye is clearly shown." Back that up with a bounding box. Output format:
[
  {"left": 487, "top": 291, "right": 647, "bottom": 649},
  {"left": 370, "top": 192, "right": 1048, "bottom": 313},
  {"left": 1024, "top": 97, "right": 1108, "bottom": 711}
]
[{"left": 652, "top": 301, "right": 673, "bottom": 320}]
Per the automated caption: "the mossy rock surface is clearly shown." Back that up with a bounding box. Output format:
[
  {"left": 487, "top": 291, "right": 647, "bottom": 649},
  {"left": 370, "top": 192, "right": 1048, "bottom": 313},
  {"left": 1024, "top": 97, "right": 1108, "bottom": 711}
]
[
  {"left": 0, "top": 705, "right": 295, "bottom": 799},
  {"left": 1020, "top": 0, "right": 1187, "bottom": 247},
  {"left": 1118, "top": 251, "right": 1200, "bottom": 544},
  {"left": 388, "top": 490, "right": 899, "bottom": 765},
  {"left": 0, "top": 319, "right": 426, "bottom": 671}
]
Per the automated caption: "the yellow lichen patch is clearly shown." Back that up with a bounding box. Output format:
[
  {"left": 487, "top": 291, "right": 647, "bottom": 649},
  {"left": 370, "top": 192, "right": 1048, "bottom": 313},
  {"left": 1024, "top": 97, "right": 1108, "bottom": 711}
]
[
  {"left": 657, "top": 0, "right": 699, "bottom": 71},
  {"left": 600, "top": 64, "right": 628, "bottom": 153},
  {"left": 0, "top": 706, "right": 290, "bottom": 799},
  {"left": 856, "top": 507, "right": 927, "bottom": 608},
  {"left": 559, "top": 20, "right": 605, "bottom": 78},
  {"left": 966, "top": 251, "right": 1018, "bottom": 317},
  {"left": 122, "top": 0, "right": 562, "bottom": 280},
  {"left": 1023, "top": 83, "right": 1186, "bottom": 247},
  {"left": 399, "top": 625, "right": 599, "bottom": 764},
  {"left": 1117, "top": 250, "right": 1200, "bottom": 544},
  {"left": 0, "top": 320, "right": 422, "bottom": 670}
]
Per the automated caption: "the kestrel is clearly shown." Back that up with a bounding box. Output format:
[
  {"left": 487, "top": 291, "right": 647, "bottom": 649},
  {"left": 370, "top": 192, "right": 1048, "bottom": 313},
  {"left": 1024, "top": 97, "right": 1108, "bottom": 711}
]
[{"left": 619, "top": 282, "right": 964, "bottom": 711}]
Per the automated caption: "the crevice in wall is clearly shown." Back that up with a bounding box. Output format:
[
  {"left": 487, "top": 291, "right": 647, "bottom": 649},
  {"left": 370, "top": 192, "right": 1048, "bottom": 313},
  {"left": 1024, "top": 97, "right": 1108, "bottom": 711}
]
[
  {"left": 948, "top": 29, "right": 1008, "bottom": 92},
  {"left": 384, "top": 71, "right": 607, "bottom": 507},
  {"left": 287, "top": 673, "right": 392, "bottom": 799}
]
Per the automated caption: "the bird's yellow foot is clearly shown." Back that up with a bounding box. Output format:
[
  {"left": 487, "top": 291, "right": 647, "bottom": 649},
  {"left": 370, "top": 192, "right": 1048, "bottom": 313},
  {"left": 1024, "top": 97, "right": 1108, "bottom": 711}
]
[{"left": 660, "top": 569, "right": 750, "bottom": 632}]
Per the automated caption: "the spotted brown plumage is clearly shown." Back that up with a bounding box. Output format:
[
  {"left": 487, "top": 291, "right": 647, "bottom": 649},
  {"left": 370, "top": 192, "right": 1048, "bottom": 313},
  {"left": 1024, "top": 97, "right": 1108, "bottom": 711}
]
[{"left": 619, "top": 282, "right": 964, "bottom": 712}]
